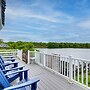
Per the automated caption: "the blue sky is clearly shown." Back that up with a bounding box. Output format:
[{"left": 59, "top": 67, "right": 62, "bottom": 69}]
[{"left": 0, "top": 0, "right": 90, "bottom": 42}]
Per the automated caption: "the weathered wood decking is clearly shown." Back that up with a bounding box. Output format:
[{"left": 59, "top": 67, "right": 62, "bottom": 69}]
[{"left": 18, "top": 60, "right": 88, "bottom": 90}]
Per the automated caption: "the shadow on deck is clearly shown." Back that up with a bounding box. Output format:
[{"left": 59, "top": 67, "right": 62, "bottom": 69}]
[{"left": 18, "top": 60, "right": 88, "bottom": 90}]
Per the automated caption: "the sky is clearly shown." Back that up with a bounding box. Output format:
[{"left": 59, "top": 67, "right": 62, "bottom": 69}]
[{"left": 0, "top": 0, "right": 90, "bottom": 42}]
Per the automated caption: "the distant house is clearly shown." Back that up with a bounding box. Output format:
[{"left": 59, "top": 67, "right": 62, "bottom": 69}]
[{"left": 0, "top": 44, "right": 8, "bottom": 48}]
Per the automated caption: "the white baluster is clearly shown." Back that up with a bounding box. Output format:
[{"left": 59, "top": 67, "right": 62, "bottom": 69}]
[
  {"left": 86, "top": 62, "right": 88, "bottom": 87},
  {"left": 81, "top": 61, "right": 84, "bottom": 84},
  {"left": 69, "top": 56, "right": 73, "bottom": 80},
  {"left": 67, "top": 58, "right": 69, "bottom": 77},
  {"left": 78, "top": 60, "right": 79, "bottom": 82},
  {"left": 74, "top": 59, "right": 76, "bottom": 80},
  {"left": 43, "top": 53, "right": 46, "bottom": 67}
]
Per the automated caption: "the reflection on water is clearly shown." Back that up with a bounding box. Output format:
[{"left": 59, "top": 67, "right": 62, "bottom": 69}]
[{"left": 37, "top": 48, "right": 90, "bottom": 60}]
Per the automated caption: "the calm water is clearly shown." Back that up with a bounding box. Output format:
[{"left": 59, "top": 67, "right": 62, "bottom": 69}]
[{"left": 37, "top": 48, "right": 90, "bottom": 60}]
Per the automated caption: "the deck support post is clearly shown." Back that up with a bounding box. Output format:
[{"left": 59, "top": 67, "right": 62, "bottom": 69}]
[{"left": 69, "top": 56, "right": 73, "bottom": 80}]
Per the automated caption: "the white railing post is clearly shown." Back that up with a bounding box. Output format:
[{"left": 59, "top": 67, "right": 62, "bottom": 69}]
[
  {"left": 28, "top": 50, "right": 30, "bottom": 64},
  {"left": 43, "top": 53, "right": 46, "bottom": 67},
  {"left": 20, "top": 50, "right": 22, "bottom": 61},
  {"left": 17, "top": 49, "right": 22, "bottom": 60},
  {"left": 35, "top": 51, "right": 37, "bottom": 63},
  {"left": 69, "top": 56, "right": 73, "bottom": 80},
  {"left": 35, "top": 50, "right": 38, "bottom": 64},
  {"left": 17, "top": 49, "right": 19, "bottom": 58},
  {"left": 35, "top": 51, "right": 39, "bottom": 64},
  {"left": 86, "top": 62, "right": 88, "bottom": 87},
  {"left": 59, "top": 54, "right": 61, "bottom": 73}
]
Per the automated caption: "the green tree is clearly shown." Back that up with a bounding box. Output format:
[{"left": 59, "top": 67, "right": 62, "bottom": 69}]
[{"left": 0, "top": 39, "right": 3, "bottom": 44}]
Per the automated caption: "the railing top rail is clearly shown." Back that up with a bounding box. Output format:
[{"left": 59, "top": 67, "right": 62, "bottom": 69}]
[
  {"left": 72, "top": 57, "right": 90, "bottom": 62},
  {"left": 35, "top": 51, "right": 90, "bottom": 63}
]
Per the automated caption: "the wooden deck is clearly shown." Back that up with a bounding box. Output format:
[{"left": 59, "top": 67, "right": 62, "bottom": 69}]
[{"left": 18, "top": 60, "right": 88, "bottom": 90}]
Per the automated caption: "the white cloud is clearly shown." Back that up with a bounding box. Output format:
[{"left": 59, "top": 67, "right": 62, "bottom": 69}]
[
  {"left": 0, "top": 29, "right": 31, "bottom": 34},
  {"left": 0, "top": 29, "right": 38, "bottom": 42},
  {"left": 6, "top": 6, "right": 74, "bottom": 23},
  {"left": 6, "top": 7, "right": 56, "bottom": 22},
  {"left": 78, "top": 20, "right": 90, "bottom": 29}
]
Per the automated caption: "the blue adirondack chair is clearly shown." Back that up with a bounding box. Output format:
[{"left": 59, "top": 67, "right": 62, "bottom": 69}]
[
  {"left": 0, "top": 61, "right": 25, "bottom": 83},
  {"left": 0, "top": 56, "right": 25, "bottom": 83},
  {"left": 0, "top": 56, "right": 18, "bottom": 68},
  {"left": 0, "top": 55, "right": 16, "bottom": 64},
  {"left": 0, "top": 56, "right": 26, "bottom": 82},
  {"left": 0, "top": 68, "right": 40, "bottom": 90},
  {"left": 0, "top": 56, "right": 23, "bottom": 74}
]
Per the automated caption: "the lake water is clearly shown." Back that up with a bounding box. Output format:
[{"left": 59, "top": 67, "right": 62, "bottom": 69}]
[{"left": 37, "top": 48, "right": 90, "bottom": 60}]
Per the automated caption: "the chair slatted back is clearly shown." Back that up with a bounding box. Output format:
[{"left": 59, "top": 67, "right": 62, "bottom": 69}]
[
  {"left": 0, "top": 68, "right": 10, "bottom": 88},
  {"left": 0, "top": 61, "right": 5, "bottom": 69},
  {"left": 0, "top": 56, "right": 5, "bottom": 63},
  {"left": 0, "top": 58, "right": 5, "bottom": 68},
  {"left": 0, "top": 62, "right": 7, "bottom": 74},
  {"left": 0, "top": 56, "right": 6, "bottom": 71},
  {"left": 0, "top": 56, "right": 8, "bottom": 74}
]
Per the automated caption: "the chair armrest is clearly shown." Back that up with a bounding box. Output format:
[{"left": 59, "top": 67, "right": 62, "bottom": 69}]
[
  {"left": 2, "top": 66, "right": 25, "bottom": 72},
  {"left": 3, "top": 62, "right": 19, "bottom": 66},
  {"left": 5, "top": 69, "right": 29, "bottom": 76},
  {"left": 4, "top": 78, "right": 40, "bottom": 90},
  {"left": 4, "top": 58, "right": 15, "bottom": 62},
  {"left": 3, "top": 56, "right": 14, "bottom": 58}
]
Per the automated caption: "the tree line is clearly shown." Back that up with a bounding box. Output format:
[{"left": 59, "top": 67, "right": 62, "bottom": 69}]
[{"left": 0, "top": 40, "right": 90, "bottom": 49}]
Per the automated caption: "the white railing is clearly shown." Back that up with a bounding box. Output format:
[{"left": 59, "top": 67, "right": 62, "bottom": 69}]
[
  {"left": 17, "top": 49, "right": 22, "bottom": 60},
  {"left": 28, "top": 50, "right": 36, "bottom": 64},
  {"left": 33, "top": 51, "right": 90, "bottom": 88},
  {"left": 0, "top": 49, "right": 89, "bottom": 88},
  {"left": 0, "top": 50, "right": 17, "bottom": 58}
]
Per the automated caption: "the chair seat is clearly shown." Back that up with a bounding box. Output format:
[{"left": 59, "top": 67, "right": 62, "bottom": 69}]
[
  {"left": 7, "top": 70, "right": 20, "bottom": 83},
  {"left": 8, "top": 73, "right": 19, "bottom": 83}
]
